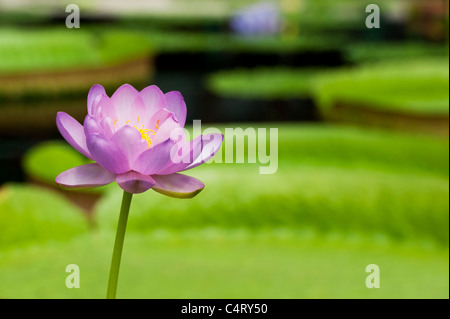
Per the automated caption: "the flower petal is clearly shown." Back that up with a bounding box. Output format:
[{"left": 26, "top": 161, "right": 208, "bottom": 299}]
[
  {"left": 111, "top": 124, "right": 148, "bottom": 164},
  {"left": 152, "top": 173, "right": 204, "bottom": 199},
  {"left": 132, "top": 139, "right": 176, "bottom": 175},
  {"left": 140, "top": 85, "right": 167, "bottom": 115},
  {"left": 183, "top": 133, "right": 224, "bottom": 171},
  {"left": 84, "top": 115, "right": 104, "bottom": 136},
  {"left": 116, "top": 171, "right": 156, "bottom": 194},
  {"left": 56, "top": 112, "right": 92, "bottom": 159},
  {"left": 165, "top": 91, "right": 187, "bottom": 127},
  {"left": 100, "top": 117, "right": 115, "bottom": 139},
  {"left": 87, "top": 84, "right": 106, "bottom": 115},
  {"left": 113, "top": 95, "right": 149, "bottom": 128},
  {"left": 55, "top": 163, "right": 115, "bottom": 188},
  {"left": 157, "top": 134, "right": 202, "bottom": 175},
  {"left": 111, "top": 84, "right": 139, "bottom": 123},
  {"left": 91, "top": 94, "right": 105, "bottom": 119},
  {"left": 96, "top": 95, "right": 116, "bottom": 121},
  {"left": 151, "top": 115, "right": 181, "bottom": 146},
  {"left": 86, "top": 133, "right": 130, "bottom": 174},
  {"left": 146, "top": 108, "right": 172, "bottom": 133},
  {"left": 131, "top": 95, "right": 149, "bottom": 124}
]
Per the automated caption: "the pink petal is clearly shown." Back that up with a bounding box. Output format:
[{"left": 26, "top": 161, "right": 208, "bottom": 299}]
[
  {"left": 84, "top": 115, "right": 104, "bottom": 136},
  {"left": 116, "top": 171, "right": 156, "bottom": 194},
  {"left": 132, "top": 139, "right": 177, "bottom": 175},
  {"left": 157, "top": 134, "right": 202, "bottom": 175},
  {"left": 55, "top": 163, "right": 115, "bottom": 188},
  {"left": 130, "top": 95, "right": 149, "bottom": 124},
  {"left": 87, "top": 84, "right": 106, "bottom": 115},
  {"left": 97, "top": 95, "right": 116, "bottom": 121},
  {"left": 146, "top": 108, "right": 172, "bottom": 133},
  {"left": 140, "top": 85, "right": 167, "bottom": 115},
  {"left": 151, "top": 115, "right": 181, "bottom": 146},
  {"left": 113, "top": 95, "right": 149, "bottom": 128},
  {"left": 183, "top": 133, "right": 224, "bottom": 171},
  {"left": 111, "top": 84, "right": 139, "bottom": 123},
  {"left": 56, "top": 112, "right": 92, "bottom": 159},
  {"left": 86, "top": 133, "right": 130, "bottom": 174},
  {"left": 111, "top": 124, "right": 148, "bottom": 164},
  {"left": 152, "top": 173, "right": 204, "bottom": 199},
  {"left": 90, "top": 94, "right": 104, "bottom": 119},
  {"left": 165, "top": 91, "right": 187, "bottom": 127},
  {"left": 100, "top": 117, "right": 116, "bottom": 139}
]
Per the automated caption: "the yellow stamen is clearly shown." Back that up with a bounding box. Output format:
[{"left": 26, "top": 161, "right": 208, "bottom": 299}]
[
  {"left": 127, "top": 117, "right": 161, "bottom": 149},
  {"left": 134, "top": 125, "right": 153, "bottom": 148},
  {"left": 113, "top": 119, "right": 118, "bottom": 126}
]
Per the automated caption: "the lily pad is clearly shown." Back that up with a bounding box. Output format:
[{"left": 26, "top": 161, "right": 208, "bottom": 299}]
[
  {"left": 23, "top": 141, "right": 88, "bottom": 185},
  {"left": 207, "top": 67, "right": 329, "bottom": 99},
  {"left": 22, "top": 140, "right": 111, "bottom": 194},
  {"left": 0, "top": 28, "right": 151, "bottom": 74},
  {"left": 0, "top": 229, "right": 447, "bottom": 298},
  {"left": 313, "top": 58, "right": 449, "bottom": 116},
  {"left": 0, "top": 183, "right": 88, "bottom": 250}
]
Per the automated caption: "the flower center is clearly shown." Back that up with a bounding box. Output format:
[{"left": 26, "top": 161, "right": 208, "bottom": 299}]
[
  {"left": 114, "top": 117, "right": 160, "bottom": 148},
  {"left": 134, "top": 124, "right": 155, "bottom": 148}
]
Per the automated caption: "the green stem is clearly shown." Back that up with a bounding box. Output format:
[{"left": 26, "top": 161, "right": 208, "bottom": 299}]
[{"left": 106, "top": 191, "right": 133, "bottom": 299}]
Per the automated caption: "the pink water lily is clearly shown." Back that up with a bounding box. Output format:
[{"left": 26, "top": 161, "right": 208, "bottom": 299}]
[{"left": 55, "top": 84, "right": 223, "bottom": 197}]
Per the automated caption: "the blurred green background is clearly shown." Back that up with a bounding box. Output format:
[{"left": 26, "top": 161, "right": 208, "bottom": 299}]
[{"left": 0, "top": 0, "right": 448, "bottom": 299}]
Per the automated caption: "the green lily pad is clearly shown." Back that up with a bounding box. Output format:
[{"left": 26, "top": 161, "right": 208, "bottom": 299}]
[
  {"left": 22, "top": 140, "right": 111, "bottom": 194},
  {"left": 0, "top": 229, "right": 447, "bottom": 298},
  {"left": 345, "top": 42, "right": 449, "bottom": 64},
  {"left": 207, "top": 67, "right": 329, "bottom": 99},
  {"left": 23, "top": 140, "right": 88, "bottom": 185},
  {"left": 313, "top": 58, "right": 449, "bottom": 116},
  {"left": 0, "top": 183, "right": 88, "bottom": 250},
  {"left": 0, "top": 27, "right": 151, "bottom": 74}
]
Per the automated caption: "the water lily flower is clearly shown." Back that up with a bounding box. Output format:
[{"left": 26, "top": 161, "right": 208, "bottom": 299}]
[
  {"left": 55, "top": 83, "right": 223, "bottom": 197},
  {"left": 55, "top": 83, "right": 223, "bottom": 299}
]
